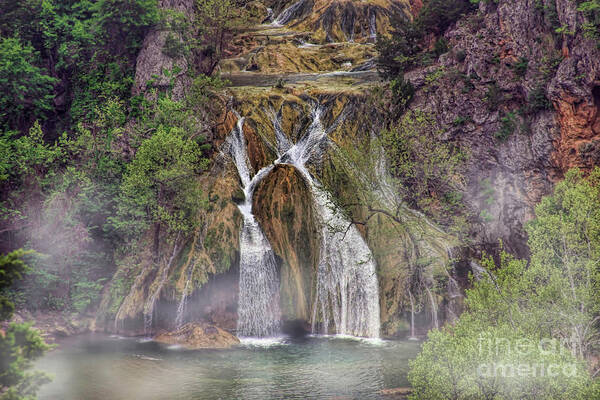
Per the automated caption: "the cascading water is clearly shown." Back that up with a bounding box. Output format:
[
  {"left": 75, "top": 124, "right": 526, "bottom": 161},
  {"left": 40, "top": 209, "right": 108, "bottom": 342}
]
[
  {"left": 425, "top": 286, "right": 439, "bottom": 330},
  {"left": 272, "top": 0, "right": 306, "bottom": 26},
  {"left": 369, "top": 12, "right": 377, "bottom": 40},
  {"left": 310, "top": 185, "right": 381, "bottom": 337},
  {"left": 225, "top": 105, "right": 381, "bottom": 338},
  {"left": 273, "top": 107, "right": 381, "bottom": 338},
  {"left": 408, "top": 290, "right": 417, "bottom": 340},
  {"left": 226, "top": 117, "right": 281, "bottom": 337},
  {"left": 174, "top": 266, "right": 193, "bottom": 329}
]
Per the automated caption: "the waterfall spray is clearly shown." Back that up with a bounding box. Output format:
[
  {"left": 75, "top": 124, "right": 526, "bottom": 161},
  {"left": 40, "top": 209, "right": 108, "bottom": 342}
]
[{"left": 408, "top": 290, "right": 417, "bottom": 340}]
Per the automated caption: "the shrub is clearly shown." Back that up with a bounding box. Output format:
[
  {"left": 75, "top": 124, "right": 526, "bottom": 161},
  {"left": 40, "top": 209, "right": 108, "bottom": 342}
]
[
  {"left": 495, "top": 111, "right": 517, "bottom": 141},
  {"left": 512, "top": 56, "right": 529, "bottom": 77},
  {"left": 526, "top": 85, "right": 553, "bottom": 113},
  {"left": 390, "top": 76, "right": 415, "bottom": 111}
]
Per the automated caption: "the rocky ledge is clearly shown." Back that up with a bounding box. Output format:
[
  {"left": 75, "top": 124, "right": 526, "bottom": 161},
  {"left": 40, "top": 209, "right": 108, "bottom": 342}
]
[{"left": 153, "top": 322, "right": 240, "bottom": 349}]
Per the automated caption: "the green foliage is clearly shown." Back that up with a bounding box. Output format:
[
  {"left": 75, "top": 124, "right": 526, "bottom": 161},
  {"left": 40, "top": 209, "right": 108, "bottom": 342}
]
[
  {"left": 511, "top": 56, "right": 529, "bottom": 77},
  {"left": 409, "top": 315, "right": 594, "bottom": 400},
  {"left": 578, "top": 0, "right": 600, "bottom": 45},
  {"left": 0, "top": 122, "right": 66, "bottom": 190},
  {"left": 0, "top": 323, "right": 51, "bottom": 400},
  {"left": 389, "top": 76, "right": 415, "bottom": 113},
  {"left": 195, "top": 0, "right": 243, "bottom": 75},
  {"left": 112, "top": 126, "right": 207, "bottom": 239},
  {"left": 0, "top": 250, "right": 34, "bottom": 321},
  {"left": 495, "top": 111, "right": 517, "bottom": 141},
  {"left": 0, "top": 250, "right": 50, "bottom": 400},
  {"left": 433, "top": 37, "right": 449, "bottom": 56},
  {"left": 376, "top": 0, "right": 476, "bottom": 77},
  {"left": 409, "top": 168, "right": 600, "bottom": 398},
  {"left": 0, "top": 37, "right": 57, "bottom": 129},
  {"left": 526, "top": 84, "right": 553, "bottom": 113},
  {"left": 483, "top": 82, "right": 502, "bottom": 110},
  {"left": 381, "top": 110, "right": 467, "bottom": 214},
  {"left": 71, "top": 279, "right": 105, "bottom": 313},
  {"left": 0, "top": 0, "right": 160, "bottom": 125},
  {"left": 525, "top": 168, "right": 600, "bottom": 356},
  {"left": 417, "top": 0, "right": 477, "bottom": 35},
  {"left": 376, "top": 20, "right": 423, "bottom": 78}
]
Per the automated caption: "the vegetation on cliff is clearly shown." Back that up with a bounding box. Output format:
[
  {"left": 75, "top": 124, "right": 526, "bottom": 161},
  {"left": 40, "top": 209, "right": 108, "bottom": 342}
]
[{"left": 0, "top": 0, "right": 234, "bottom": 320}]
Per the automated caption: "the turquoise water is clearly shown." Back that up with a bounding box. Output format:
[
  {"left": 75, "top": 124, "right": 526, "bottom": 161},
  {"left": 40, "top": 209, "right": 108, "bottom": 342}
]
[{"left": 36, "top": 334, "right": 420, "bottom": 400}]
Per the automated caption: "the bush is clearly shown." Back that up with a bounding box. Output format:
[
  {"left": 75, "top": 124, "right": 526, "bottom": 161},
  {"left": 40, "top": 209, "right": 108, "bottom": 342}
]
[
  {"left": 484, "top": 82, "right": 502, "bottom": 111},
  {"left": 512, "top": 56, "right": 529, "bottom": 77},
  {"left": 409, "top": 316, "right": 594, "bottom": 400},
  {"left": 390, "top": 76, "right": 415, "bottom": 112},
  {"left": 0, "top": 37, "right": 57, "bottom": 129},
  {"left": 495, "top": 111, "right": 517, "bottom": 141},
  {"left": 526, "top": 85, "right": 553, "bottom": 113}
]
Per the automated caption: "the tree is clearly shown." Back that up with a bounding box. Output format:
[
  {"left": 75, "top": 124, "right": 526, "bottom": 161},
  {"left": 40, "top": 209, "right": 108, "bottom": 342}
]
[
  {"left": 408, "top": 167, "right": 600, "bottom": 398},
  {"left": 195, "top": 0, "right": 241, "bottom": 75},
  {"left": 0, "top": 250, "right": 50, "bottom": 400},
  {"left": 376, "top": 0, "right": 476, "bottom": 78},
  {"left": 409, "top": 315, "right": 594, "bottom": 400},
  {"left": 524, "top": 168, "right": 600, "bottom": 357},
  {"left": 381, "top": 110, "right": 467, "bottom": 215},
  {"left": 112, "top": 126, "right": 208, "bottom": 253},
  {"left": 0, "top": 37, "right": 57, "bottom": 129}
]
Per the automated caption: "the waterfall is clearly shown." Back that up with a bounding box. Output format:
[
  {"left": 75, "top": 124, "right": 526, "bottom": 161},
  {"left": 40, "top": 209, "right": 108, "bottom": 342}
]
[
  {"left": 272, "top": 0, "right": 306, "bottom": 26},
  {"left": 425, "top": 286, "right": 439, "bottom": 330},
  {"left": 114, "top": 263, "right": 152, "bottom": 333},
  {"left": 470, "top": 260, "right": 488, "bottom": 281},
  {"left": 408, "top": 290, "right": 417, "bottom": 340},
  {"left": 273, "top": 106, "right": 381, "bottom": 338},
  {"left": 226, "top": 117, "right": 281, "bottom": 337},
  {"left": 310, "top": 185, "right": 381, "bottom": 337},
  {"left": 224, "top": 105, "right": 381, "bottom": 338},
  {"left": 143, "top": 236, "right": 180, "bottom": 335},
  {"left": 369, "top": 12, "right": 377, "bottom": 40},
  {"left": 174, "top": 266, "right": 193, "bottom": 329},
  {"left": 265, "top": 7, "right": 274, "bottom": 23}
]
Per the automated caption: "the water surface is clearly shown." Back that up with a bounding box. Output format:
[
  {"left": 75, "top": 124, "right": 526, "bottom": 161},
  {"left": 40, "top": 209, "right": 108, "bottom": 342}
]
[{"left": 36, "top": 334, "right": 420, "bottom": 400}]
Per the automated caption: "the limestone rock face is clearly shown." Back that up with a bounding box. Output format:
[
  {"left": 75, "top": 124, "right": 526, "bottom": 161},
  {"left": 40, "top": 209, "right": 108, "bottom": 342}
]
[
  {"left": 404, "top": 0, "right": 600, "bottom": 257},
  {"left": 276, "top": 0, "right": 411, "bottom": 43},
  {"left": 154, "top": 322, "right": 240, "bottom": 349},
  {"left": 254, "top": 164, "right": 319, "bottom": 321}
]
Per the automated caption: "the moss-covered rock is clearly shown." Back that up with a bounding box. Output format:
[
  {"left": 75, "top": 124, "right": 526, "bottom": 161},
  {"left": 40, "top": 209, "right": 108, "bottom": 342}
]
[
  {"left": 154, "top": 322, "right": 239, "bottom": 349},
  {"left": 254, "top": 164, "right": 319, "bottom": 321}
]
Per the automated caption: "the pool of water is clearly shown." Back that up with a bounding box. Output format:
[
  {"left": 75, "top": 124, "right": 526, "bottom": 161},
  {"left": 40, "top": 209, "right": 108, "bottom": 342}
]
[{"left": 35, "top": 334, "right": 420, "bottom": 400}]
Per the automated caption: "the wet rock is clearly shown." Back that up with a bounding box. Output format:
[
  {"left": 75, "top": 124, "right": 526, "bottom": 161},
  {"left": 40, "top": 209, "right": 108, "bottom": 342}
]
[{"left": 154, "top": 322, "right": 240, "bottom": 349}]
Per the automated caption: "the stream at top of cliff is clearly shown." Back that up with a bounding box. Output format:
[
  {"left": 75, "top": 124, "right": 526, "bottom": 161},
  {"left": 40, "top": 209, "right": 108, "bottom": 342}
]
[{"left": 36, "top": 333, "right": 420, "bottom": 400}]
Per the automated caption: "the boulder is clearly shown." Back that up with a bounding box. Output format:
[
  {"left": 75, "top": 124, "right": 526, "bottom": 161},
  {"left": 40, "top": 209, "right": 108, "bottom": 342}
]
[{"left": 153, "top": 322, "right": 240, "bottom": 349}]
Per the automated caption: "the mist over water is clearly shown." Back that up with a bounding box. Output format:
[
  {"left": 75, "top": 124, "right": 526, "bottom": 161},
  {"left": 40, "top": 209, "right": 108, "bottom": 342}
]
[{"left": 36, "top": 334, "right": 420, "bottom": 400}]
